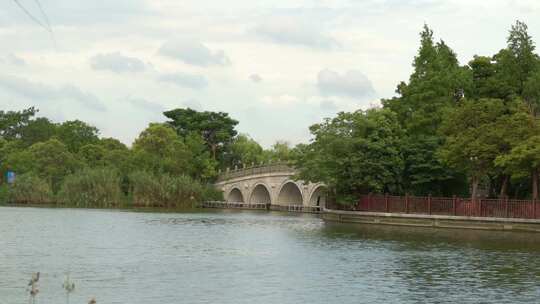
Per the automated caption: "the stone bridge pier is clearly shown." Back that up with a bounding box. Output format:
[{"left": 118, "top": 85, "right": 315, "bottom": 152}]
[{"left": 214, "top": 164, "right": 327, "bottom": 208}]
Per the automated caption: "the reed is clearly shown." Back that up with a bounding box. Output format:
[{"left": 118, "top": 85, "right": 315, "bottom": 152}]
[
  {"left": 129, "top": 171, "right": 222, "bottom": 208},
  {"left": 9, "top": 174, "right": 53, "bottom": 204},
  {"left": 57, "top": 168, "right": 123, "bottom": 208}
]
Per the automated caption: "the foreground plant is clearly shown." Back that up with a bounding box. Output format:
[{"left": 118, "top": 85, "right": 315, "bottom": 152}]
[{"left": 62, "top": 273, "right": 76, "bottom": 304}]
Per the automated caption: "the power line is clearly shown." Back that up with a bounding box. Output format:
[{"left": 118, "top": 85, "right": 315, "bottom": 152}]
[
  {"left": 12, "top": 0, "right": 50, "bottom": 33},
  {"left": 33, "top": 0, "right": 52, "bottom": 32},
  {"left": 13, "top": 0, "right": 57, "bottom": 49}
]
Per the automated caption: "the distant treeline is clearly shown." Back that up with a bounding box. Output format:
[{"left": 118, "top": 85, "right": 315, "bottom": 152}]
[{"left": 0, "top": 108, "right": 294, "bottom": 207}]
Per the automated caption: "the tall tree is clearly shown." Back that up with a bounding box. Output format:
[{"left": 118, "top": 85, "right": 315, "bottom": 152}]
[{"left": 163, "top": 108, "right": 238, "bottom": 160}]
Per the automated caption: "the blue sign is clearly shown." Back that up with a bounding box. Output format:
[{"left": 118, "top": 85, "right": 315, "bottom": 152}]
[{"left": 6, "top": 171, "right": 15, "bottom": 184}]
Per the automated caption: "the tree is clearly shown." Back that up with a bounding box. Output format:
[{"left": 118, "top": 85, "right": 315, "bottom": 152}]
[
  {"left": 496, "top": 136, "right": 540, "bottom": 200},
  {"left": 294, "top": 108, "right": 405, "bottom": 204},
  {"left": 56, "top": 120, "right": 99, "bottom": 153},
  {"left": 265, "top": 141, "right": 294, "bottom": 163},
  {"left": 79, "top": 144, "right": 107, "bottom": 168},
  {"left": 183, "top": 133, "right": 218, "bottom": 181},
  {"left": 20, "top": 117, "right": 58, "bottom": 147},
  {"left": 6, "top": 139, "right": 80, "bottom": 191},
  {"left": 382, "top": 24, "right": 471, "bottom": 196},
  {"left": 0, "top": 107, "right": 37, "bottom": 140},
  {"left": 439, "top": 99, "right": 525, "bottom": 199},
  {"left": 225, "top": 134, "right": 265, "bottom": 168},
  {"left": 164, "top": 108, "right": 238, "bottom": 160},
  {"left": 131, "top": 123, "right": 191, "bottom": 176}
]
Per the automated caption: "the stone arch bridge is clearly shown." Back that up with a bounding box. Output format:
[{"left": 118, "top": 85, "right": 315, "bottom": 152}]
[{"left": 213, "top": 164, "right": 326, "bottom": 209}]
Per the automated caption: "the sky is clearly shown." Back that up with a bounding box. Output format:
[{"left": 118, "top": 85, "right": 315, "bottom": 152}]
[{"left": 1, "top": 0, "right": 540, "bottom": 147}]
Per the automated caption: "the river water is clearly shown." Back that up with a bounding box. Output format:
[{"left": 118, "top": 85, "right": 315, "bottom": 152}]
[{"left": 1, "top": 207, "right": 539, "bottom": 304}]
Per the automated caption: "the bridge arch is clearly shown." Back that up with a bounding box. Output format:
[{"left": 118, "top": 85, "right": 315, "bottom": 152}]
[
  {"left": 277, "top": 181, "right": 303, "bottom": 205},
  {"left": 227, "top": 187, "right": 244, "bottom": 203},
  {"left": 309, "top": 185, "right": 327, "bottom": 207},
  {"left": 249, "top": 183, "right": 272, "bottom": 204}
]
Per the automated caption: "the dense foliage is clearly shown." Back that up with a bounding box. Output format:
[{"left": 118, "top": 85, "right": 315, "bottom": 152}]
[
  {"left": 0, "top": 106, "right": 290, "bottom": 207},
  {"left": 294, "top": 21, "right": 540, "bottom": 204}
]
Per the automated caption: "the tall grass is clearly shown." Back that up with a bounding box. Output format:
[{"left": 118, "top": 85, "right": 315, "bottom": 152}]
[
  {"left": 0, "top": 184, "right": 8, "bottom": 205},
  {"left": 58, "top": 168, "right": 123, "bottom": 208},
  {"left": 8, "top": 173, "right": 53, "bottom": 204},
  {"left": 129, "top": 171, "right": 221, "bottom": 208}
]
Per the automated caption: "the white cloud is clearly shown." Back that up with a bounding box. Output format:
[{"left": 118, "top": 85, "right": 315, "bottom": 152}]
[
  {"left": 126, "top": 97, "right": 165, "bottom": 113},
  {"left": 90, "top": 52, "right": 146, "bottom": 73},
  {"left": 157, "top": 72, "right": 208, "bottom": 89},
  {"left": 317, "top": 69, "right": 375, "bottom": 98},
  {"left": 158, "top": 39, "right": 230, "bottom": 67},
  {"left": 0, "top": 74, "right": 106, "bottom": 112},
  {"left": 253, "top": 17, "right": 339, "bottom": 49}
]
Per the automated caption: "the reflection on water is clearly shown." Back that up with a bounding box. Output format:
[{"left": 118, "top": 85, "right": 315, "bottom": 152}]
[{"left": 0, "top": 207, "right": 539, "bottom": 304}]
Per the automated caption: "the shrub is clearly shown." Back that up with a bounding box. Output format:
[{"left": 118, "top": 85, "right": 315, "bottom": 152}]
[
  {"left": 8, "top": 173, "right": 53, "bottom": 204},
  {"left": 58, "top": 168, "right": 123, "bottom": 208}
]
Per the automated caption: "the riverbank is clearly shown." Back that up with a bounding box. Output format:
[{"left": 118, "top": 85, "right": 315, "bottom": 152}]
[{"left": 322, "top": 209, "right": 540, "bottom": 233}]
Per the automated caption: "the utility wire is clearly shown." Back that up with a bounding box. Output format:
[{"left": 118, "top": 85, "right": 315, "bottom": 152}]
[
  {"left": 33, "top": 0, "right": 52, "bottom": 32},
  {"left": 12, "top": 0, "right": 49, "bottom": 32},
  {"left": 13, "top": 0, "right": 57, "bottom": 48},
  {"left": 32, "top": 0, "right": 57, "bottom": 48}
]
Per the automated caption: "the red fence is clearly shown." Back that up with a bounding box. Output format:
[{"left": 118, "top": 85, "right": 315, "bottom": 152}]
[{"left": 349, "top": 194, "right": 539, "bottom": 220}]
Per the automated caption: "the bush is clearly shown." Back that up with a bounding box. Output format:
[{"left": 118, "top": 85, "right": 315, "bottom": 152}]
[
  {"left": 129, "top": 171, "right": 219, "bottom": 208},
  {"left": 58, "top": 168, "right": 123, "bottom": 208},
  {"left": 8, "top": 173, "right": 53, "bottom": 204}
]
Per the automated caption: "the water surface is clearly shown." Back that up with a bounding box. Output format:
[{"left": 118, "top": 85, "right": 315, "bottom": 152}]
[{"left": 1, "top": 207, "right": 539, "bottom": 303}]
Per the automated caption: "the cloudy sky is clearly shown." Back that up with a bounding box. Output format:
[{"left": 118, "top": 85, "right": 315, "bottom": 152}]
[{"left": 1, "top": 0, "right": 539, "bottom": 147}]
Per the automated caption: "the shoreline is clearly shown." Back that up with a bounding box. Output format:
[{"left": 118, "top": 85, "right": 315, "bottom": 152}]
[{"left": 322, "top": 208, "right": 540, "bottom": 233}]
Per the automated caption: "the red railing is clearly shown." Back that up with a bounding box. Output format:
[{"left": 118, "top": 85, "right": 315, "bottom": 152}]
[{"left": 351, "top": 194, "right": 539, "bottom": 219}]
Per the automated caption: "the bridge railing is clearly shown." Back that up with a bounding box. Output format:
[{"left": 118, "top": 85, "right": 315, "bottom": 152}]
[
  {"left": 216, "top": 163, "right": 296, "bottom": 182},
  {"left": 200, "top": 201, "right": 322, "bottom": 213},
  {"left": 201, "top": 201, "right": 267, "bottom": 210}
]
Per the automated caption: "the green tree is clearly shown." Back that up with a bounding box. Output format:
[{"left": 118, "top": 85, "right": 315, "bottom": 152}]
[
  {"left": 496, "top": 136, "right": 540, "bottom": 200},
  {"left": 294, "top": 108, "right": 404, "bottom": 204},
  {"left": 6, "top": 139, "right": 80, "bottom": 191},
  {"left": 184, "top": 133, "right": 218, "bottom": 181},
  {"left": 132, "top": 123, "right": 191, "bottom": 176},
  {"left": 226, "top": 134, "right": 266, "bottom": 168},
  {"left": 0, "top": 107, "right": 37, "bottom": 140},
  {"left": 164, "top": 108, "right": 238, "bottom": 160},
  {"left": 19, "top": 117, "right": 58, "bottom": 147},
  {"left": 56, "top": 120, "right": 99, "bottom": 153},
  {"left": 439, "top": 99, "right": 526, "bottom": 199}
]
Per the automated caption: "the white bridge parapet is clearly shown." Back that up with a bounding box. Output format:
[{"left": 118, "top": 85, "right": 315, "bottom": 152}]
[{"left": 214, "top": 164, "right": 327, "bottom": 209}]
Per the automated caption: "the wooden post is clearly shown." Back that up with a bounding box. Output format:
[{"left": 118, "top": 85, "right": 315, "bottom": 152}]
[
  {"left": 478, "top": 198, "right": 483, "bottom": 217},
  {"left": 534, "top": 198, "right": 537, "bottom": 219},
  {"left": 385, "top": 193, "right": 389, "bottom": 213},
  {"left": 428, "top": 194, "right": 432, "bottom": 215},
  {"left": 405, "top": 194, "right": 409, "bottom": 214},
  {"left": 452, "top": 195, "right": 457, "bottom": 216},
  {"left": 505, "top": 196, "right": 509, "bottom": 218}
]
